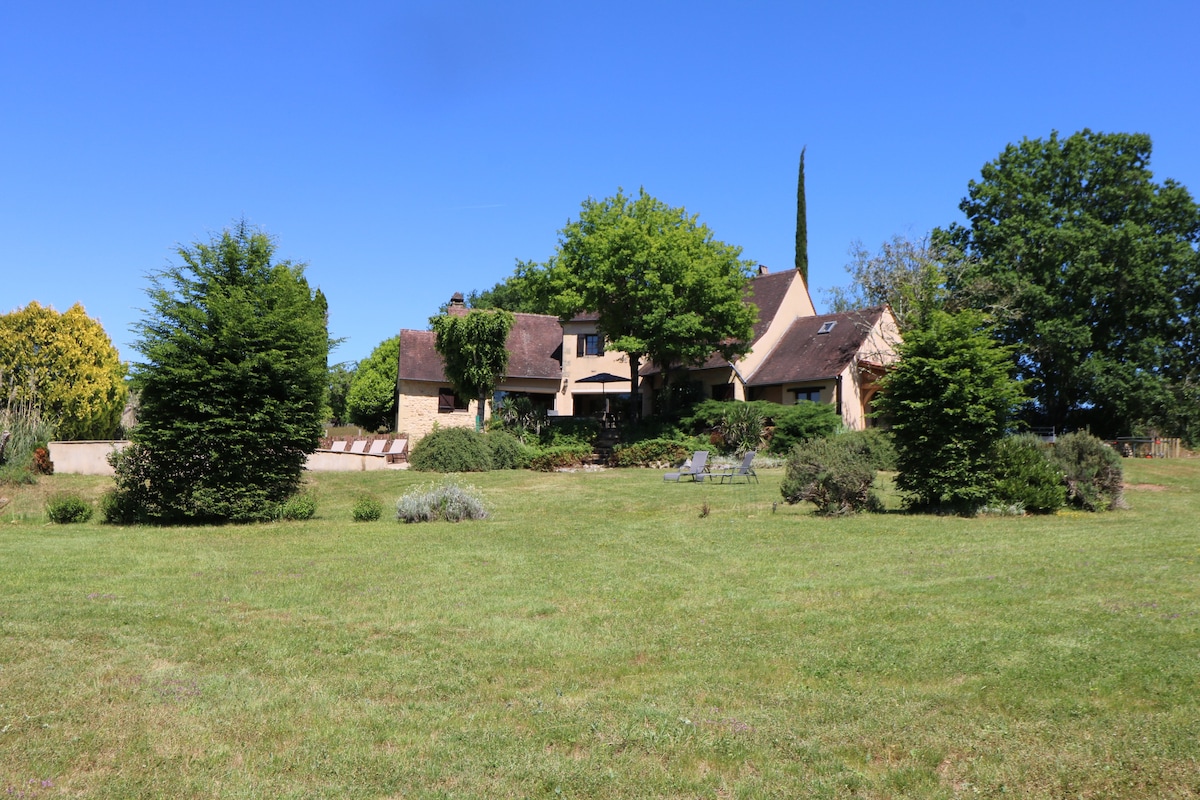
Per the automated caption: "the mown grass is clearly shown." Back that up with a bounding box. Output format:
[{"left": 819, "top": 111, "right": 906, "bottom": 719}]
[{"left": 1, "top": 461, "right": 1198, "bottom": 798}]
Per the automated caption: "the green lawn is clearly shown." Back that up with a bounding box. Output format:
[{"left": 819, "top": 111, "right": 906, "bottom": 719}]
[{"left": 1, "top": 460, "right": 1198, "bottom": 798}]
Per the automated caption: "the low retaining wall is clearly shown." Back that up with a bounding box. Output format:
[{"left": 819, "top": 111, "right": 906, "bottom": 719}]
[
  {"left": 48, "top": 441, "right": 396, "bottom": 475},
  {"left": 47, "top": 440, "right": 130, "bottom": 476}
]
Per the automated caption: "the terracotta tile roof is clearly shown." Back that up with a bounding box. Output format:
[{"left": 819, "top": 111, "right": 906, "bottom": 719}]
[
  {"left": 747, "top": 307, "right": 885, "bottom": 386},
  {"left": 398, "top": 313, "right": 563, "bottom": 383}
]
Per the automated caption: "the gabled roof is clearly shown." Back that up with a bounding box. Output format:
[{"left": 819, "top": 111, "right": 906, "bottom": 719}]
[
  {"left": 745, "top": 269, "right": 798, "bottom": 344},
  {"left": 398, "top": 313, "right": 564, "bottom": 383},
  {"left": 747, "top": 307, "right": 886, "bottom": 386},
  {"left": 645, "top": 267, "right": 802, "bottom": 374}
]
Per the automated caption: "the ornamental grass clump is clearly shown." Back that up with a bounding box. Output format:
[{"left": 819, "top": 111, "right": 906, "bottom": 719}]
[{"left": 396, "top": 478, "right": 489, "bottom": 523}]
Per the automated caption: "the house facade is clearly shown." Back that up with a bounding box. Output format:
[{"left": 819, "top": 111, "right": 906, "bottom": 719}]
[{"left": 395, "top": 269, "right": 901, "bottom": 439}]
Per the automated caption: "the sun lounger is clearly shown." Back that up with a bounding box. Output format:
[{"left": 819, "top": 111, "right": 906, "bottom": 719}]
[
  {"left": 664, "top": 450, "right": 709, "bottom": 482},
  {"left": 716, "top": 451, "right": 758, "bottom": 484}
]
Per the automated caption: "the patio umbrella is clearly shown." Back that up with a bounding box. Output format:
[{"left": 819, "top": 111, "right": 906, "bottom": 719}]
[{"left": 576, "top": 372, "right": 630, "bottom": 415}]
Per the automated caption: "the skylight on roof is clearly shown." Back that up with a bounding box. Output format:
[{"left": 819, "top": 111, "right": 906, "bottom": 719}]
[{"left": 817, "top": 321, "right": 837, "bottom": 334}]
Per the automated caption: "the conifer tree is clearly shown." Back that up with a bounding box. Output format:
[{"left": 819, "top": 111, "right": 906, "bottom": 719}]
[{"left": 795, "top": 147, "right": 809, "bottom": 282}]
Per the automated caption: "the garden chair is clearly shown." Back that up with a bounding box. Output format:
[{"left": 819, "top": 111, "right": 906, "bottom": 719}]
[
  {"left": 348, "top": 439, "right": 368, "bottom": 455},
  {"left": 664, "top": 450, "right": 709, "bottom": 482},
  {"left": 329, "top": 440, "right": 348, "bottom": 453},
  {"left": 386, "top": 438, "right": 409, "bottom": 464},
  {"left": 716, "top": 451, "right": 758, "bottom": 484},
  {"left": 367, "top": 439, "right": 387, "bottom": 456}
]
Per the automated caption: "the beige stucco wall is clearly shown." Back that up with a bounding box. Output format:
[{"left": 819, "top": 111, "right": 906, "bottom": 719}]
[
  {"left": 559, "top": 320, "right": 638, "bottom": 416},
  {"left": 732, "top": 271, "right": 817, "bottom": 382},
  {"left": 48, "top": 440, "right": 130, "bottom": 476},
  {"left": 46, "top": 440, "right": 390, "bottom": 475}
]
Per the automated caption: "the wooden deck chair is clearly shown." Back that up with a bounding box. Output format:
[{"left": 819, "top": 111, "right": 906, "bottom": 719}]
[
  {"left": 664, "top": 451, "right": 709, "bottom": 482},
  {"left": 348, "top": 439, "right": 368, "bottom": 455},
  {"left": 386, "top": 438, "right": 409, "bottom": 464}
]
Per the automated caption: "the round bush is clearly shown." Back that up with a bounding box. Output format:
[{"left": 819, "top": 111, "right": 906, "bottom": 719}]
[
  {"left": 46, "top": 493, "right": 93, "bottom": 524},
  {"left": 991, "top": 434, "right": 1066, "bottom": 514},
  {"left": 781, "top": 437, "right": 881, "bottom": 516},
  {"left": 1048, "top": 432, "right": 1126, "bottom": 511},
  {"left": 277, "top": 491, "right": 317, "bottom": 520},
  {"left": 352, "top": 494, "right": 383, "bottom": 522},
  {"left": 410, "top": 427, "right": 494, "bottom": 472},
  {"left": 484, "top": 430, "right": 529, "bottom": 469},
  {"left": 835, "top": 429, "right": 898, "bottom": 472}
]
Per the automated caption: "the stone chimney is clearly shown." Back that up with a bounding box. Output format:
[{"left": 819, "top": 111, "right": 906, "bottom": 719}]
[
  {"left": 447, "top": 292, "right": 468, "bottom": 316},
  {"left": 757, "top": 265, "right": 770, "bottom": 276}
]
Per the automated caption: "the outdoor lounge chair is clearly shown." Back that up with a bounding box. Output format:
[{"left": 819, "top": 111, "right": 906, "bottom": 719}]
[
  {"left": 386, "top": 438, "right": 409, "bottom": 464},
  {"left": 716, "top": 451, "right": 758, "bottom": 484},
  {"left": 348, "top": 439, "right": 368, "bottom": 455},
  {"left": 367, "top": 439, "right": 387, "bottom": 456},
  {"left": 329, "top": 440, "right": 348, "bottom": 453},
  {"left": 664, "top": 450, "right": 709, "bottom": 482}
]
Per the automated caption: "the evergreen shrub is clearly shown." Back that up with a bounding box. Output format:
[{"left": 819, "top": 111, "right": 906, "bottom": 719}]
[
  {"left": 768, "top": 403, "right": 842, "bottom": 455},
  {"left": 396, "top": 479, "right": 489, "bottom": 523},
  {"left": 527, "top": 444, "right": 591, "bottom": 472},
  {"left": 352, "top": 494, "right": 383, "bottom": 522},
  {"left": 277, "top": 491, "right": 317, "bottom": 520},
  {"left": 1048, "top": 432, "right": 1126, "bottom": 511},
  {"left": 781, "top": 437, "right": 881, "bottom": 516},
  {"left": 484, "top": 430, "right": 530, "bottom": 469},
  {"left": 410, "top": 427, "right": 493, "bottom": 472},
  {"left": 991, "top": 434, "right": 1066, "bottom": 514},
  {"left": 609, "top": 438, "right": 690, "bottom": 468},
  {"left": 835, "top": 428, "right": 898, "bottom": 471},
  {"left": 46, "top": 493, "right": 93, "bottom": 524}
]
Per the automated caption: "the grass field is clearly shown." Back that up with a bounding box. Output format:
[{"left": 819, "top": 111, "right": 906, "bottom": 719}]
[{"left": 1, "top": 460, "right": 1197, "bottom": 798}]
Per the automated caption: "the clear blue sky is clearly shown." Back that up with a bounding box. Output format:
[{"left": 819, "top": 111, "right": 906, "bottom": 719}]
[{"left": 3, "top": 1, "right": 1197, "bottom": 366}]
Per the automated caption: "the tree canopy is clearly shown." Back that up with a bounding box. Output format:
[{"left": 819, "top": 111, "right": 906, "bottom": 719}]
[
  {"left": 826, "top": 234, "right": 959, "bottom": 332},
  {"left": 110, "top": 221, "right": 329, "bottom": 523},
  {"left": 944, "top": 129, "right": 1200, "bottom": 437},
  {"left": 0, "top": 301, "right": 127, "bottom": 440},
  {"left": 547, "top": 188, "right": 757, "bottom": 418},
  {"left": 346, "top": 337, "right": 399, "bottom": 431},
  {"left": 431, "top": 308, "right": 515, "bottom": 432}
]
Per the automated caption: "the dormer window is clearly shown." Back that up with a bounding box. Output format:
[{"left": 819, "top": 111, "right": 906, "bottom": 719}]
[{"left": 817, "top": 321, "right": 837, "bottom": 334}]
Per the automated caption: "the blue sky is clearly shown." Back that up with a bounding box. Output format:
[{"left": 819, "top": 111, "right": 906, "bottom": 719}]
[{"left": 3, "top": 1, "right": 1197, "bottom": 366}]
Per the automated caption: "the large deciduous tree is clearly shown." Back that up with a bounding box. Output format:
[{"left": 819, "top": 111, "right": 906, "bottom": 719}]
[
  {"left": 826, "top": 233, "right": 960, "bottom": 332},
  {"left": 549, "top": 188, "right": 757, "bottom": 419},
  {"left": 874, "top": 309, "right": 1024, "bottom": 512},
  {"left": 944, "top": 129, "right": 1200, "bottom": 437},
  {"left": 0, "top": 301, "right": 127, "bottom": 440},
  {"left": 346, "top": 337, "right": 399, "bottom": 431},
  {"left": 110, "top": 221, "right": 329, "bottom": 523},
  {"left": 431, "top": 308, "right": 515, "bottom": 432}
]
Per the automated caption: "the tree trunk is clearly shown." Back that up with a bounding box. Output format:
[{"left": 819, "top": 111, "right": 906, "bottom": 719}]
[
  {"left": 476, "top": 392, "right": 486, "bottom": 432},
  {"left": 628, "top": 355, "right": 641, "bottom": 423}
]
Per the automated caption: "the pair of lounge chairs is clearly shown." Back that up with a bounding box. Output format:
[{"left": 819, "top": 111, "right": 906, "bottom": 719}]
[
  {"left": 328, "top": 438, "right": 408, "bottom": 463},
  {"left": 663, "top": 451, "right": 758, "bottom": 484}
]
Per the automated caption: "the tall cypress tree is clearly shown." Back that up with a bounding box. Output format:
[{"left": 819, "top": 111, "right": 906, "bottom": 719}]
[{"left": 795, "top": 146, "right": 809, "bottom": 282}]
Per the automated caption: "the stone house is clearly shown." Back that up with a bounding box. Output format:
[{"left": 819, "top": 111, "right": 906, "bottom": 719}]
[{"left": 394, "top": 270, "right": 901, "bottom": 439}]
